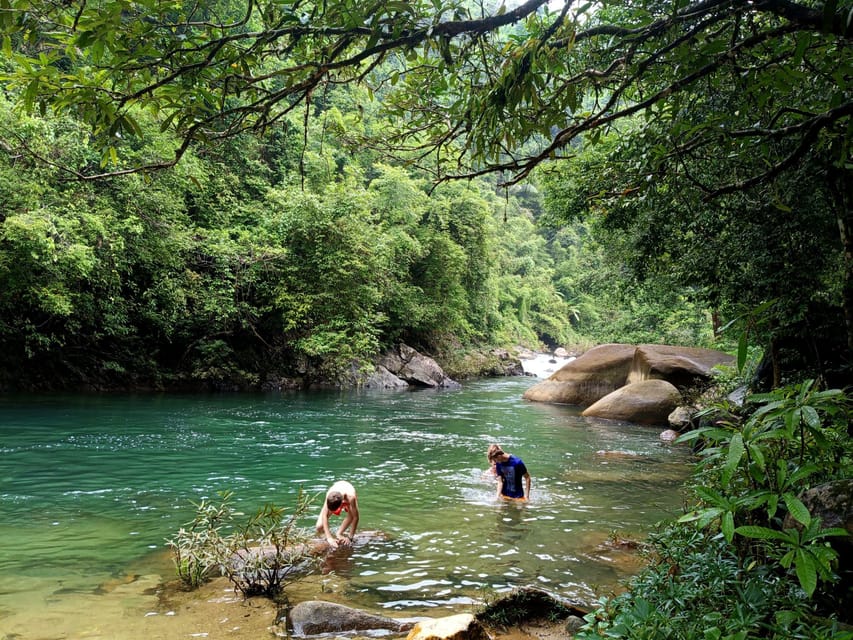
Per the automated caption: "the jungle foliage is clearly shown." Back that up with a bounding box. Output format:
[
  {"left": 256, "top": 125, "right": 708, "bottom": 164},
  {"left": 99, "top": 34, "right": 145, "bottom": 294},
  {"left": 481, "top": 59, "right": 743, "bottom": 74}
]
[
  {"left": 0, "top": 84, "right": 714, "bottom": 390},
  {"left": 1, "top": 0, "right": 851, "bottom": 633},
  {"left": 1, "top": 0, "right": 850, "bottom": 389},
  {"left": 579, "top": 376, "right": 853, "bottom": 639}
]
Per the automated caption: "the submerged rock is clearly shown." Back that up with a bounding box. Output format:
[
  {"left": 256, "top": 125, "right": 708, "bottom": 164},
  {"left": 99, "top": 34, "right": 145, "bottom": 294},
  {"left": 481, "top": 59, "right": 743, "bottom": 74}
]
[{"left": 288, "top": 600, "right": 414, "bottom": 636}]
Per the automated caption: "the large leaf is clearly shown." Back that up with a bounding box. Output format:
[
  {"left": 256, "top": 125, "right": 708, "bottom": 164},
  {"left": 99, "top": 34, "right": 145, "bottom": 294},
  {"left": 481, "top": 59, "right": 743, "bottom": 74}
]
[
  {"left": 795, "top": 548, "right": 818, "bottom": 597},
  {"left": 783, "top": 494, "right": 811, "bottom": 527}
]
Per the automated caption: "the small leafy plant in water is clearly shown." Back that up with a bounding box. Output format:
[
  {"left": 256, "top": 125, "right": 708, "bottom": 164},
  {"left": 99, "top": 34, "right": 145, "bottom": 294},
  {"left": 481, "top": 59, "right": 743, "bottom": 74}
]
[
  {"left": 166, "top": 488, "right": 317, "bottom": 600},
  {"left": 166, "top": 490, "right": 235, "bottom": 589},
  {"left": 225, "top": 489, "right": 317, "bottom": 599}
]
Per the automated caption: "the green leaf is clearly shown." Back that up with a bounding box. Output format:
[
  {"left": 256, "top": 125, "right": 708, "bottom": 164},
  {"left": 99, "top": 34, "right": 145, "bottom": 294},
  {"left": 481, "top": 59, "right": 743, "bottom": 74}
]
[
  {"left": 784, "top": 494, "right": 811, "bottom": 527},
  {"left": 801, "top": 405, "right": 821, "bottom": 430},
  {"left": 795, "top": 548, "right": 818, "bottom": 597},
  {"left": 746, "top": 443, "right": 765, "bottom": 472},
  {"left": 721, "top": 433, "right": 744, "bottom": 486},
  {"left": 734, "top": 525, "right": 790, "bottom": 542},
  {"left": 721, "top": 510, "right": 734, "bottom": 542}
]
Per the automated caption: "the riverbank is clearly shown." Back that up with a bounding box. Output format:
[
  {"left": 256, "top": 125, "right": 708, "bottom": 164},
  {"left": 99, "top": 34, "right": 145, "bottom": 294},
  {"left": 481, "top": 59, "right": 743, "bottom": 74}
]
[{"left": 106, "top": 573, "right": 591, "bottom": 640}]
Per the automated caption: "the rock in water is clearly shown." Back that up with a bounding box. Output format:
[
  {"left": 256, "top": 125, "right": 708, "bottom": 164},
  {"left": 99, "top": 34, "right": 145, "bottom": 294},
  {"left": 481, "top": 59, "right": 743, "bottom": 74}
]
[
  {"left": 406, "top": 614, "right": 488, "bottom": 640},
  {"left": 288, "top": 600, "right": 414, "bottom": 636}
]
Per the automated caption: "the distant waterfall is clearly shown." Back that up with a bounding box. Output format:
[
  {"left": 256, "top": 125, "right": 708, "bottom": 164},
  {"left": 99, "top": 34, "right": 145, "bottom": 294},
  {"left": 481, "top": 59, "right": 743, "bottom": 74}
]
[{"left": 519, "top": 352, "right": 575, "bottom": 378}]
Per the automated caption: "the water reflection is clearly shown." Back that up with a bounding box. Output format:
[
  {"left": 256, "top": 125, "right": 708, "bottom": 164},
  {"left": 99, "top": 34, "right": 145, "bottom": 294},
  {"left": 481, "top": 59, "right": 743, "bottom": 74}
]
[{"left": 493, "top": 499, "right": 532, "bottom": 552}]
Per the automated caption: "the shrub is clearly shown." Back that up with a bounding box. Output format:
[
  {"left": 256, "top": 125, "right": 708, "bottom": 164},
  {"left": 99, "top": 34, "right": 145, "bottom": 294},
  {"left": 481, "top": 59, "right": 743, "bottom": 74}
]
[
  {"left": 577, "top": 380, "right": 852, "bottom": 639},
  {"left": 166, "top": 489, "right": 317, "bottom": 599}
]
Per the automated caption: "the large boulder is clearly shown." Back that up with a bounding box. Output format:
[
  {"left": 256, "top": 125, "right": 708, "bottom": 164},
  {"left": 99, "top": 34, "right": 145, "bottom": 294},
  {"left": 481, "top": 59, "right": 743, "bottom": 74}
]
[
  {"left": 522, "top": 344, "right": 636, "bottom": 405},
  {"left": 378, "top": 344, "right": 461, "bottom": 388},
  {"left": 523, "top": 343, "right": 733, "bottom": 408},
  {"left": 364, "top": 365, "right": 410, "bottom": 389},
  {"left": 406, "top": 613, "right": 488, "bottom": 640},
  {"left": 782, "top": 479, "right": 853, "bottom": 545},
  {"left": 581, "top": 379, "right": 682, "bottom": 425},
  {"left": 288, "top": 600, "right": 414, "bottom": 636},
  {"left": 628, "top": 344, "right": 735, "bottom": 389}
]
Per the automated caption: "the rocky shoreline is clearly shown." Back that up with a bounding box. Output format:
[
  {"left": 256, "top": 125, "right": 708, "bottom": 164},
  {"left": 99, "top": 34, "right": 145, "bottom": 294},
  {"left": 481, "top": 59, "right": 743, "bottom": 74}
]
[{"left": 145, "top": 575, "right": 594, "bottom": 640}]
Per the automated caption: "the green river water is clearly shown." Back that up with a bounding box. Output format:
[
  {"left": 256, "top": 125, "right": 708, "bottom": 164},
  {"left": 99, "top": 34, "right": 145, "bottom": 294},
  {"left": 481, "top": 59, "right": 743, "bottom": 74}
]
[{"left": 0, "top": 377, "right": 694, "bottom": 639}]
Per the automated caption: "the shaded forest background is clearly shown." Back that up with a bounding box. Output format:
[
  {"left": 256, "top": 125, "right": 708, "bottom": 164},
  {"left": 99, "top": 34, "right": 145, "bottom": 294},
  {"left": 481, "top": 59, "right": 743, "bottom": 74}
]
[
  {"left": 0, "top": 0, "right": 849, "bottom": 391},
  {"left": 1, "top": 88, "right": 716, "bottom": 390}
]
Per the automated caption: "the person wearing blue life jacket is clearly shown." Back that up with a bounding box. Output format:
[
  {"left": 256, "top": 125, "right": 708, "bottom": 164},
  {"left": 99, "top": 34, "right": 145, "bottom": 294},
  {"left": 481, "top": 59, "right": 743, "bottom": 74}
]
[{"left": 487, "top": 444, "right": 531, "bottom": 502}]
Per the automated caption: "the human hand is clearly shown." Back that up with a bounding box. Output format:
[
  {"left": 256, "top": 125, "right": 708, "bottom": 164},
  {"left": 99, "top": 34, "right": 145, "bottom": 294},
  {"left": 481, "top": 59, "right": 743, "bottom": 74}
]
[{"left": 337, "top": 534, "right": 353, "bottom": 547}]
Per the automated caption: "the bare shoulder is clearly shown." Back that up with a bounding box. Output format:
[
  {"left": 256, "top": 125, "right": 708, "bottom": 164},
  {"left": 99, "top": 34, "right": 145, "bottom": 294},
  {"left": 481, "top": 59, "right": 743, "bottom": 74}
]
[{"left": 329, "top": 480, "right": 356, "bottom": 496}]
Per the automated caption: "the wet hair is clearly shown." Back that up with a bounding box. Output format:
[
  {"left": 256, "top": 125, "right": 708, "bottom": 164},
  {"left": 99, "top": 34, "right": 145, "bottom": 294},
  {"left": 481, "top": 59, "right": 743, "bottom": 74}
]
[
  {"left": 487, "top": 444, "right": 505, "bottom": 462},
  {"left": 326, "top": 491, "right": 344, "bottom": 512}
]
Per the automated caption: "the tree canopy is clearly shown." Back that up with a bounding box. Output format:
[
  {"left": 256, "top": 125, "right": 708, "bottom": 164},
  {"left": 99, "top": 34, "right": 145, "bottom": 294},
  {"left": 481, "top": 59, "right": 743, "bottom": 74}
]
[
  {"left": 2, "top": 0, "right": 849, "bottom": 187},
  {"left": 1, "top": 0, "right": 851, "bottom": 386}
]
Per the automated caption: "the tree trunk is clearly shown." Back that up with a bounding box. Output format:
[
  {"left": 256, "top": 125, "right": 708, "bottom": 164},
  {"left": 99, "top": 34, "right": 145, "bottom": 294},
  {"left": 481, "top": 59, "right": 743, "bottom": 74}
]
[{"left": 829, "top": 166, "right": 853, "bottom": 353}]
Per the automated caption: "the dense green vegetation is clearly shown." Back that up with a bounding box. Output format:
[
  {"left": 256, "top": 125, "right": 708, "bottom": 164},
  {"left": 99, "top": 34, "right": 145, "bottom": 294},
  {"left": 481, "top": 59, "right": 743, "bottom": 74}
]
[
  {"left": 2, "top": 0, "right": 849, "bottom": 390},
  {"left": 578, "top": 373, "right": 852, "bottom": 639},
  {"left": 1, "top": 0, "right": 851, "bottom": 635},
  {"left": 0, "top": 86, "right": 716, "bottom": 390}
]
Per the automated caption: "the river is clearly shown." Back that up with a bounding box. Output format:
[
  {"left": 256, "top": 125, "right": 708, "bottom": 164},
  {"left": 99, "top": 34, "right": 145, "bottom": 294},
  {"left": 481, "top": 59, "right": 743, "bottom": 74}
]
[{"left": 0, "top": 365, "right": 693, "bottom": 639}]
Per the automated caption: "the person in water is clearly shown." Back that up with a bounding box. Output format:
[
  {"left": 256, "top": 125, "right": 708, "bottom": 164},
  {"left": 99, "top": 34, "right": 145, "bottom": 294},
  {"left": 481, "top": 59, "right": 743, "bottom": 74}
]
[
  {"left": 315, "top": 480, "right": 360, "bottom": 549},
  {"left": 487, "top": 444, "right": 531, "bottom": 501}
]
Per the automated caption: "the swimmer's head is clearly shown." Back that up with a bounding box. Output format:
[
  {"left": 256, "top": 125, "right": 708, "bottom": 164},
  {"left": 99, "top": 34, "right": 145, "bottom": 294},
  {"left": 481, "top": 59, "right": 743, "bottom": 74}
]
[
  {"left": 326, "top": 491, "right": 344, "bottom": 512},
  {"left": 487, "top": 444, "right": 505, "bottom": 463}
]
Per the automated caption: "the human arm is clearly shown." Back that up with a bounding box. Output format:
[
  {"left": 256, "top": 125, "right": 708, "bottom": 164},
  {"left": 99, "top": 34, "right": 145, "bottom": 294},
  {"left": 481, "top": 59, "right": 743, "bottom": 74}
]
[
  {"left": 319, "top": 504, "right": 339, "bottom": 549},
  {"left": 524, "top": 472, "right": 531, "bottom": 500},
  {"left": 337, "top": 496, "right": 359, "bottom": 541}
]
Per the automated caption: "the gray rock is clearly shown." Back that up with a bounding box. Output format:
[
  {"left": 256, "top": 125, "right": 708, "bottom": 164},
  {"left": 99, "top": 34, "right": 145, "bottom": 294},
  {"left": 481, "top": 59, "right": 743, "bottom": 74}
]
[
  {"left": 659, "top": 429, "right": 680, "bottom": 442},
  {"left": 378, "top": 344, "right": 461, "bottom": 388},
  {"left": 288, "top": 600, "right": 414, "bottom": 636},
  {"left": 781, "top": 479, "right": 853, "bottom": 587},
  {"left": 364, "top": 365, "right": 409, "bottom": 389},
  {"left": 782, "top": 479, "right": 853, "bottom": 537},
  {"left": 727, "top": 385, "right": 747, "bottom": 407},
  {"left": 667, "top": 405, "right": 694, "bottom": 430},
  {"left": 565, "top": 615, "right": 586, "bottom": 635}
]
